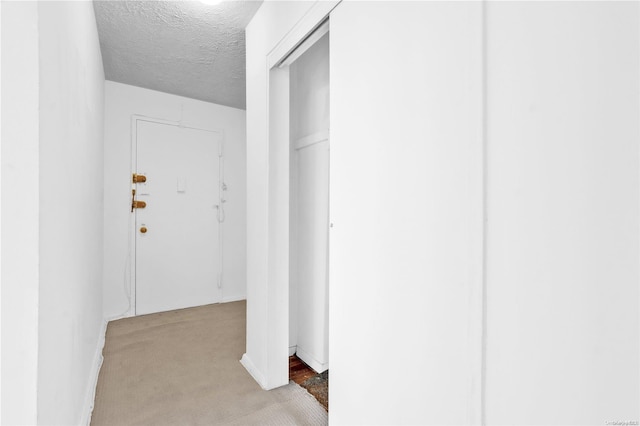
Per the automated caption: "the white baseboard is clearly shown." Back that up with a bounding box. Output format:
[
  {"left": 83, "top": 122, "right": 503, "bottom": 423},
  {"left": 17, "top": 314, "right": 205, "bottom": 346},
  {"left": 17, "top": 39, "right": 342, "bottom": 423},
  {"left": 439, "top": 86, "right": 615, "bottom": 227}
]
[
  {"left": 221, "top": 295, "right": 246, "bottom": 303},
  {"left": 288, "top": 345, "right": 297, "bottom": 356},
  {"left": 295, "top": 346, "right": 328, "bottom": 374},
  {"left": 81, "top": 318, "right": 108, "bottom": 426},
  {"left": 240, "top": 353, "right": 267, "bottom": 390}
]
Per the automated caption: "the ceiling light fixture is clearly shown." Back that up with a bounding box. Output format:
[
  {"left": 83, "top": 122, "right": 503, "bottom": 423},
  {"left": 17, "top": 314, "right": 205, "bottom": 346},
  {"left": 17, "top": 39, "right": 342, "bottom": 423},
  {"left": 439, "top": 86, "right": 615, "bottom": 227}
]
[{"left": 200, "top": 0, "right": 222, "bottom": 5}]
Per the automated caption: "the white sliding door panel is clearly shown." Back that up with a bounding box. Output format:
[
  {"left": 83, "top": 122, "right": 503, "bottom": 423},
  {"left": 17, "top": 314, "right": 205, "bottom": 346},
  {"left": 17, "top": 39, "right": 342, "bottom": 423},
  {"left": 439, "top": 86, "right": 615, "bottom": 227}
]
[
  {"left": 329, "top": 2, "right": 483, "bottom": 424},
  {"left": 135, "top": 121, "right": 221, "bottom": 315},
  {"left": 295, "top": 138, "right": 330, "bottom": 372}
]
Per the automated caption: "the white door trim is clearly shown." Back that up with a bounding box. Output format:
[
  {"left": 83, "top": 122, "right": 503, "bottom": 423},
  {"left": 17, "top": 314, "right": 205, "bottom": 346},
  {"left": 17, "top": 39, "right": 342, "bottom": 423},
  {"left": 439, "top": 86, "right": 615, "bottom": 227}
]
[
  {"left": 246, "top": 0, "right": 340, "bottom": 390},
  {"left": 277, "top": 20, "right": 330, "bottom": 69},
  {"left": 469, "top": 3, "right": 486, "bottom": 424},
  {"left": 129, "top": 114, "right": 225, "bottom": 316},
  {"left": 266, "top": 1, "right": 340, "bottom": 70}
]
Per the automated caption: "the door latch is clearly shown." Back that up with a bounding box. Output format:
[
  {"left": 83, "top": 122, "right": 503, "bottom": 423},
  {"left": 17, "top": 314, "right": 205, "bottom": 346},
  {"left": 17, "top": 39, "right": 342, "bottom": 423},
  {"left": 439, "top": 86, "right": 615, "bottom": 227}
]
[
  {"left": 131, "top": 174, "right": 148, "bottom": 212},
  {"left": 132, "top": 173, "right": 147, "bottom": 183},
  {"left": 131, "top": 189, "right": 147, "bottom": 212},
  {"left": 132, "top": 200, "right": 146, "bottom": 209}
]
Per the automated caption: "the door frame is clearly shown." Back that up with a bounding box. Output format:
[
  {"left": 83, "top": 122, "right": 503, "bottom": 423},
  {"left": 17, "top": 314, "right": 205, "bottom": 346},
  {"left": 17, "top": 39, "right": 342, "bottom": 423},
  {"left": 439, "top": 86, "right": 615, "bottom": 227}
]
[
  {"left": 129, "top": 114, "right": 225, "bottom": 316},
  {"left": 245, "top": 0, "right": 339, "bottom": 390}
]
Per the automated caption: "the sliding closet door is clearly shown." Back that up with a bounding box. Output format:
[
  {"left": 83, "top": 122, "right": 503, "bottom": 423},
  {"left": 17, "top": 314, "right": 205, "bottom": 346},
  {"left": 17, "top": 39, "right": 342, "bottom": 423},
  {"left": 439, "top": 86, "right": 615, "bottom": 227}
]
[{"left": 329, "top": 2, "right": 483, "bottom": 424}]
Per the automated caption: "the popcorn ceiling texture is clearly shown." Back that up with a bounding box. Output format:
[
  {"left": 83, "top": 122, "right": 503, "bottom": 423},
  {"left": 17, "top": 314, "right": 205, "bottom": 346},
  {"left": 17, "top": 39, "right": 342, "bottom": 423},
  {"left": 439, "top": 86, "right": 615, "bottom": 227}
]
[{"left": 93, "top": 1, "right": 262, "bottom": 110}]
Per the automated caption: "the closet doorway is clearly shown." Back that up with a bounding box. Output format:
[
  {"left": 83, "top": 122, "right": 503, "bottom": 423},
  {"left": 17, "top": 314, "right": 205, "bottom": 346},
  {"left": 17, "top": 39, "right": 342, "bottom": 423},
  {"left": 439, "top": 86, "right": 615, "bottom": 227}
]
[
  {"left": 255, "top": 12, "right": 334, "bottom": 389},
  {"left": 287, "top": 23, "right": 330, "bottom": 374}
]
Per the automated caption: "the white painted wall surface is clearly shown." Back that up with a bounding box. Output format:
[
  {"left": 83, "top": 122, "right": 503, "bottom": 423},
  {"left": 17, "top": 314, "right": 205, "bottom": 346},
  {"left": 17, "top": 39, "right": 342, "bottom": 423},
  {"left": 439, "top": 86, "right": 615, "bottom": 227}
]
[
  {"left": 1, "top": 2, "right": 40, "bottom": 424},
  {"left": 290, "top": 34, "right": 330, "bottom": 140},
  {"left": 37, "top": 2, "right": 106, "bottom": 424},
  {"left": 103, "top": 81, "right": 247, "bottom": 318},
  {"left": 484, "top": 2, "right": 639, "bottom": 424},
  {"left": 329, "top": 2, "right": 482, "bottom": 424},
  {"left": 244, "top": 0, "right": 321, "bottom": 388}
]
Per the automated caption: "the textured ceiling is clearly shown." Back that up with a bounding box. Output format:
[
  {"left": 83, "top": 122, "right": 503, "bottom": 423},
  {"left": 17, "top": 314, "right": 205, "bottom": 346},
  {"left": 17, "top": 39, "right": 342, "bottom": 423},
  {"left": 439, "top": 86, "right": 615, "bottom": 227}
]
[{"left": 93, "top": 1, "right": 262, "bottom": 110}]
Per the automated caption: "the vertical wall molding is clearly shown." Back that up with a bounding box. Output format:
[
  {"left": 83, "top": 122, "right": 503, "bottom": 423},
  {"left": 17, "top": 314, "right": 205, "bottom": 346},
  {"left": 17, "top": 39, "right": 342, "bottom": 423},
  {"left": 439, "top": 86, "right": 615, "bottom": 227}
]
[
  {"left": 467, "top": 1, "right": 486, "bottom": 425},
  {"left": 480, "top": 1, "right": 487, "bottom": 423}
]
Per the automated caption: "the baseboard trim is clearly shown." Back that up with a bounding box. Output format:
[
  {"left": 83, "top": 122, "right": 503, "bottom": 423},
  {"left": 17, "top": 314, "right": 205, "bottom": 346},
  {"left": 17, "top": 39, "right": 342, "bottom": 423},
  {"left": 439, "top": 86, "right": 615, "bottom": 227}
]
[
  {"left": 221, "top": 295, "right": 246, "bottom": 303},
  {"left": 288, "top": 345, "right": 297, "bottom": 357},
  {"left": 240, "top": 353, "right": 267, "bottom": 390},
  {"left": 81, "top": 318, "right": 108, "bottom": 426},
  {"left": 295, "top": 347, "right": 328, "bottom": 374}
]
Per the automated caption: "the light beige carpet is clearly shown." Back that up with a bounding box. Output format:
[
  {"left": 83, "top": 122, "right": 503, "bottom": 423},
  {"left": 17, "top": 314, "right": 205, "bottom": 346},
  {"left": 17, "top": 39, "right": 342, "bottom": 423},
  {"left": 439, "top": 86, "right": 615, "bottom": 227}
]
[{"left": 91, "top": 301, "right": 327, "bottom": 426}]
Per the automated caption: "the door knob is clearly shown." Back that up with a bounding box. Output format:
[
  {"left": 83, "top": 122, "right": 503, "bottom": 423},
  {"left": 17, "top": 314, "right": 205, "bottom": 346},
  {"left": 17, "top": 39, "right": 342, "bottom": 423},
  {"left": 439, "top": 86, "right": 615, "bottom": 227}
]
[{"left": 140, "top": 226, "right": 148, "bottom": 234}]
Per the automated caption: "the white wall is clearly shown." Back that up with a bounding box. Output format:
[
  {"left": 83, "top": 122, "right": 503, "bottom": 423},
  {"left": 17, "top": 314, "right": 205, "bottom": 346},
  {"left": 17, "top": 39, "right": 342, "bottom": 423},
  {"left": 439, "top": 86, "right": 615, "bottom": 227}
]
[
  {"left": 103, "top": 81, "right": 247, "bottom": 318},
  {"left": 290, "top": 34, "right": 330, "bottom": 140},
  {"left": 1, "top": 2, "right": 40, "bottom": 424},
  {"left": 37, "top": 2, "right": 106, "bottom": 424},
  {"left": 1, "top": 2, "right": 106, "bottom": 424},
  {"left": 484, "top": 2, "right": 639, "bottom": 424}
]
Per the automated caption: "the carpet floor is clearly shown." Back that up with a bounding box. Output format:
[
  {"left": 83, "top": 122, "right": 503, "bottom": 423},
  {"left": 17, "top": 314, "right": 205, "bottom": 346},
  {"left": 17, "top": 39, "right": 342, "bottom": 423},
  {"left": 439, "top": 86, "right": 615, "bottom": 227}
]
[
  {"left": 289, "top": 356, "right": 328, "bottom": 411},
  {"left": 91, "top": 301, "right": 327, "bottom": 426},
  {"left": 300, "top": 371, "right": 328, "bottom": 412}
]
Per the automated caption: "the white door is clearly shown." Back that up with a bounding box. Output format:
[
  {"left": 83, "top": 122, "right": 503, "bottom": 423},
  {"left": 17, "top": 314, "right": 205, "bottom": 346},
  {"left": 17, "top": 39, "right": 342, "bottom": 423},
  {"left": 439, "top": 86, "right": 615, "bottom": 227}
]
[{"left": 135, "top": 121, "right": 221, "bottom": 315}]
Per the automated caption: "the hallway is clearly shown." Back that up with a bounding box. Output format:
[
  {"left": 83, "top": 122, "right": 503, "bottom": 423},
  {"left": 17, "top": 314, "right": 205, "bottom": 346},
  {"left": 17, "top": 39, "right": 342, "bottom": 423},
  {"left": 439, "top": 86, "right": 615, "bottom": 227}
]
[
  {"left": 3, "top": 1, "right": 640, "bottom": 424},
  {"left": 91, "top": 301, "right": 326, "bottom": 425}
]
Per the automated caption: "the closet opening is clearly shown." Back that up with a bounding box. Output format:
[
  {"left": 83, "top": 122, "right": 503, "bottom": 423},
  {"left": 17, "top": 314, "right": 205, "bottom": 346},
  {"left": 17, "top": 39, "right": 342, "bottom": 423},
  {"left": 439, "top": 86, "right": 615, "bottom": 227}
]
[{"left": 285, "top": 21, "right": 330, "bottom": 409}]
